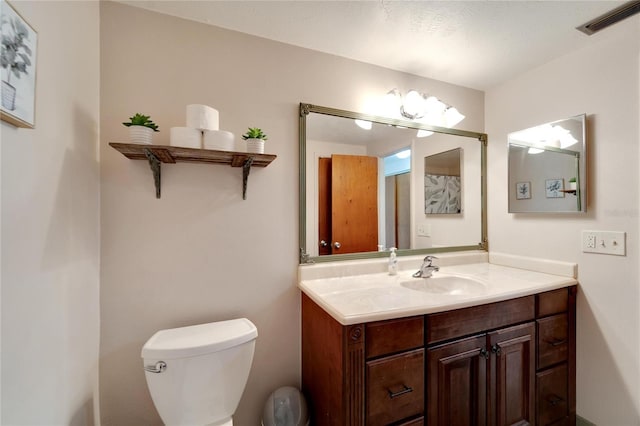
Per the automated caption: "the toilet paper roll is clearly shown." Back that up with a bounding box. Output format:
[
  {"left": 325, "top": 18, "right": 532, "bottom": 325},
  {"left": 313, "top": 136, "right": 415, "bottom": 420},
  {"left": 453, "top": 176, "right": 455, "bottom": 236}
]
[
  {"left": 186, "top": 104, "right": 219, "bottom": 131},
  {"left": 203, "top": 130, "right": 235, "bottom": 151},
  {"left": 170, "top": 127, "right": 202, "bottom": 149}
]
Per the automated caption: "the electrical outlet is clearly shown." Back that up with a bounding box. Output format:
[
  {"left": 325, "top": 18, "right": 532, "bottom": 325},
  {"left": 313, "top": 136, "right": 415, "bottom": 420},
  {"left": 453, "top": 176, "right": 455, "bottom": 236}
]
[
  {"left": 417, "top": 224, "right": 431, "bottom": 237},
  {"left": 582, "top": 230, "right": 626, "bottom": 256}
]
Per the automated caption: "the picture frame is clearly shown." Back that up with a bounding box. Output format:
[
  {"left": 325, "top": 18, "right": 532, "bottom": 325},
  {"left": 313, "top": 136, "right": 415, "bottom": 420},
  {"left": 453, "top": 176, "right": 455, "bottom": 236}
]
[
  {"left": 516, "top": 181, "right": 531, "bottom": 200},
  {"left": 1, "top": 0, "right": 38, "bottom": 128},
  {"left": 545, "top": 178, "right": 565, "bottom": 198}
]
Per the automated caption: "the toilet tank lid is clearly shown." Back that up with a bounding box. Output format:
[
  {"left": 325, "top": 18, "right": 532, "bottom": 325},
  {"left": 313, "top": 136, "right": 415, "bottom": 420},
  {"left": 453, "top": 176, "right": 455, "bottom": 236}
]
[{"left": 141, "top": 318, "right": 258, "bottom": 360}]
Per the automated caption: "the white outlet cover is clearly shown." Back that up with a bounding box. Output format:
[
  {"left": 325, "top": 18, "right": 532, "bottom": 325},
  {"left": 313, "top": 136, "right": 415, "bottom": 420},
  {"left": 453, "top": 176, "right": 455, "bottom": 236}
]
[{"left": 582, "top": 230, "right": 626, "bottom": 256}]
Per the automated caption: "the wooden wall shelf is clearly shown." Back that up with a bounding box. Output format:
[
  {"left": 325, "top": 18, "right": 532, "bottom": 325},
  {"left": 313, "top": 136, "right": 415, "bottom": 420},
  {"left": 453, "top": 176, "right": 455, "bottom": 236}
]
[{"left": 109, "top": 142, "right": 276, "bottom": 199}]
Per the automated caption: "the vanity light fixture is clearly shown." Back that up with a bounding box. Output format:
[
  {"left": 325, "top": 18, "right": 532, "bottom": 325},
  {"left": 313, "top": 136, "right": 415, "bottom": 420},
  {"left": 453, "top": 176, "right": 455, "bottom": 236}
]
[{"left": 382, "top": 88, "right": 466, "bottom": 132}]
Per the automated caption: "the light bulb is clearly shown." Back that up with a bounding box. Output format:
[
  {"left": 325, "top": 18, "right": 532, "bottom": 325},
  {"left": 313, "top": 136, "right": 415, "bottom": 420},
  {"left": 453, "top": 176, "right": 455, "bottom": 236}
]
[
  {"left": 355, "top": 119, "right": 372, "bottom": 130},
  {"left": 444, "top": 107, "right": 465, "bottom": 127},
  {"left": 417, "top": 129, "right": 434, "bottom": 138},
  {"left": 401, "top": 90, "right": 425, "bottom": 119}
]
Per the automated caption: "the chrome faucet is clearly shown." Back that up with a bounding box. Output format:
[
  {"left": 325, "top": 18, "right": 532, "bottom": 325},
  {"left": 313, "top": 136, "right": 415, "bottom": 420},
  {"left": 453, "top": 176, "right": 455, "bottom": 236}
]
[{"left": 413, "top": 256, "right": 439, "bottom": 278}]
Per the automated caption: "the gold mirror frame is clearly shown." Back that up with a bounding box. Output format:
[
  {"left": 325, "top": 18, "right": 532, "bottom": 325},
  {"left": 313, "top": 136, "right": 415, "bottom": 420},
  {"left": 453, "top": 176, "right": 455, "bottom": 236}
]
[{"left": 299, "top": 103, "right": 488, "bottom": 264}]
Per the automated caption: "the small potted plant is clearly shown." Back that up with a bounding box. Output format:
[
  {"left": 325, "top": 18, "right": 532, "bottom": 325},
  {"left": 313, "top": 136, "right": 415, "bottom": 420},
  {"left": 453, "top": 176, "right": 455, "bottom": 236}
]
[
  {"left": 568, "top": 177, "right": 577, "bottom": 191},
  {"left": 242, "top": 127, "right": 268, "bottom": 154},
  {"left": 123, "top": 113, "right": 159, "bottom": 145}
]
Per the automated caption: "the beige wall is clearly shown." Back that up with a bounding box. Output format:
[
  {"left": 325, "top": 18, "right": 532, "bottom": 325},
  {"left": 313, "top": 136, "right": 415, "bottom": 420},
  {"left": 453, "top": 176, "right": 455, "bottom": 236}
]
[
  {"left": 99, "top": 2, "right": 483, "bottom": 424},
  {"left": 1, "top": 1, "right": 101, "bottom": 424},
  {"left": 486, "top": 19, "right": 640, "bottom": 425}
]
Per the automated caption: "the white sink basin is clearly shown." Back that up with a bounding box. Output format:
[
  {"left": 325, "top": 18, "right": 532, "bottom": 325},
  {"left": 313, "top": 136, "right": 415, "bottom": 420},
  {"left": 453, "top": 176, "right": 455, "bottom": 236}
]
[{"left": 400, "top": 274, "right": 487, "bottom": 296}]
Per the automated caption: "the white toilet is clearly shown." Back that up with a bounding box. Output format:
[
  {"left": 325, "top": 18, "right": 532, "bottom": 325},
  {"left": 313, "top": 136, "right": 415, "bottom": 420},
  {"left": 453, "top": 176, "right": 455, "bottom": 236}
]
[{"left": 141, "top": 318, "right": 258, "bottom": 426}]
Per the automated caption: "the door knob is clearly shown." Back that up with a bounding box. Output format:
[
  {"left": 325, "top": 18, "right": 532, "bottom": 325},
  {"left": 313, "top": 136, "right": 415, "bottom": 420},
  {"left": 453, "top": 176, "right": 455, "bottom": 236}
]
[
  {"left": 333, "top": 241, "right": 342, "bottom": 249},
  {"left": 320, "top": 240, "right": 328, "bottom": 247}
]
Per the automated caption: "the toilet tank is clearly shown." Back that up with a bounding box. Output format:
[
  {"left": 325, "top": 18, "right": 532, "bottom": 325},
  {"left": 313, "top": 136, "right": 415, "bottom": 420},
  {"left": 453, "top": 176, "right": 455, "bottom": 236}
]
[{"left": 141, "top": 318, "right": 258, "bottom": 425}]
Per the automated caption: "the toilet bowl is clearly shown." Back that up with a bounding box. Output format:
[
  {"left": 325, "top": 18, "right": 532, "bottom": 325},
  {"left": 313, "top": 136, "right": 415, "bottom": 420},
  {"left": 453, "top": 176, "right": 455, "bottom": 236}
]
[{"left": 142, "top": 318, "right": 258, "bottom": 426}]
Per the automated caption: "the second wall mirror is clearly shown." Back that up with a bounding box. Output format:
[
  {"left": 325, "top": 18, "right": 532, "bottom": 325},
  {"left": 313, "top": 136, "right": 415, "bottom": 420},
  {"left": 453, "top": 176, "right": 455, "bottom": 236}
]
[
  {"left": 508, "top": 114, "right": 587, "bottom": 213},
  {"left": 299, "top": 103, "right": 488, "bottom": 263}
]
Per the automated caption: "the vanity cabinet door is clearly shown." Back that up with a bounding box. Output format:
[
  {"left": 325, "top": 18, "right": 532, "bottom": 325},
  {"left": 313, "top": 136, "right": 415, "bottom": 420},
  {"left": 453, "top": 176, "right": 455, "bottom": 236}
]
[
  {"left": 427, "top": 334, "right": 487, "bottom": 426},
  {"left": 488, "top": 322, "right": 536, "bottom": 426}
]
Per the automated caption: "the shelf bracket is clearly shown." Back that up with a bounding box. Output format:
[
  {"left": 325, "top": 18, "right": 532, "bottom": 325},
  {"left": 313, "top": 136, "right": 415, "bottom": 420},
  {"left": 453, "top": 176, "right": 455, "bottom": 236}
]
[
  {"left": 242, "top": 157, "right": 254, "bottom": 200},
  {"left": 143, "top": 148, "right": 161, "bottom": 199}
]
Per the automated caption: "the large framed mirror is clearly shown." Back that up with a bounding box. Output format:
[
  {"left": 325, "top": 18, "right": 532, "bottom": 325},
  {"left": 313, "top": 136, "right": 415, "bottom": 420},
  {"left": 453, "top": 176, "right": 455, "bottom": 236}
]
[
  {"left": 299, "top": 103, "right": 488, "bottom": 263},
  {"left": 508, "top": 114, "right": 587, "bottom": 213}
]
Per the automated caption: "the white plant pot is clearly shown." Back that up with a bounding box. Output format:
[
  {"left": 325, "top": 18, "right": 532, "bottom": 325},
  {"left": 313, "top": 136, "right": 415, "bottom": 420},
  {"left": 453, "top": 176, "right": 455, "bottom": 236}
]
[
  {"left": 129, "top": 125, "right": 154, "bottom": 145},
  {"left": 569, "top": 182, "right": 577, "bottom": 191},
  {"left": 246, "top": 138, "right": 265, "bottom": 154}
]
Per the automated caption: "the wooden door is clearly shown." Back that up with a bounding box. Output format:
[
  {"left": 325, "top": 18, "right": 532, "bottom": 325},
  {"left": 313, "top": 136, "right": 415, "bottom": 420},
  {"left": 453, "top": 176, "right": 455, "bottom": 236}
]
[
  {"left": 318, "top": 157, "right": 332, "bottom": 255},
  {"left": 427, "top": 335, "right": 487, "bottom": 426},
  {"left": 488, "top": 323, "right": 536, "bottom": 426},
  {"left": 318, "top": 154, "right": 378, "bottom": 255}
]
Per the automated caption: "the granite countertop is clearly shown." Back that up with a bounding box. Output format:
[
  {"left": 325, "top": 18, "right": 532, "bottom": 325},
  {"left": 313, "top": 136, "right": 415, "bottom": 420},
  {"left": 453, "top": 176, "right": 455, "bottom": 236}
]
[{"left": 298, "top": 252, "right": 578, "bottom": 325}]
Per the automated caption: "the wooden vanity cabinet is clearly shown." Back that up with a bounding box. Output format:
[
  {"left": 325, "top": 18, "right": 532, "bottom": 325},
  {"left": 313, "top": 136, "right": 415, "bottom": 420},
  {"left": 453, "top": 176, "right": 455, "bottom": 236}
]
[
  {"left": 427, "top": 298, "right": 536, "bottom": 426},
  {"left": 301, "top": 286, "right": 577, "bottom": 426}
]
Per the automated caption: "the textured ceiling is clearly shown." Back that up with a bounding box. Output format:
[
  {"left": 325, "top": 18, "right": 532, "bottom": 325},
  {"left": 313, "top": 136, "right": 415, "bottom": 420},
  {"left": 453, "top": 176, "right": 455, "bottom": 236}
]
[{"left": 119, "top": 1, "right": 631, "bottom": 90}]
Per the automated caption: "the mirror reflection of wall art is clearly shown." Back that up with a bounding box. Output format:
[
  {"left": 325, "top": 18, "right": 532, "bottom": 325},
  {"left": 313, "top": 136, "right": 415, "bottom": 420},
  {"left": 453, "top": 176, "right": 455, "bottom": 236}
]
[
  {"left": 1, "top": 0, "right": 38, "bottom": 128},
  {"left": 545, "top": 178, "right": 564, "bottom": 198},
  {"left": 424, "top": 148, "right": 462, "bottom": 214},
  {"left": 425, "top": 175, "right": 461, "bottom": 213},
  {"left": 516, "top": 182, "right": 531, "bottom": 200}
]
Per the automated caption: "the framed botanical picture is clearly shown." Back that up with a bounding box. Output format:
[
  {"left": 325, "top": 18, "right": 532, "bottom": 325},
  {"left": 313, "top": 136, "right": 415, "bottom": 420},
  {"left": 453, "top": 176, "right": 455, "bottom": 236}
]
[
  {"left": 545, "top": 178, "right": 565, "bottom": 198},
  {"left": 1, "top": 0, "right": 38, "bottom": 128},
  {"left": 516, "top": 181, "right": 531, "bottom": 200}
]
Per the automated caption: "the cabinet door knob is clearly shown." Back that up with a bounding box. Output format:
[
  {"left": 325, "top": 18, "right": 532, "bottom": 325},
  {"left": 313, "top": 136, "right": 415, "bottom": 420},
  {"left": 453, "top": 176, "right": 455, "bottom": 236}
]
[
  {"left": 320, "top": 240, "right": 328, "bottom": 247},
  {"left": 479, "top": 347, "right": 490, "bottom": 359},
  {"left": 491, "top": 344, "right": 502, "bottom": 356},
  {"left": 387, "top": 384, "right": 413, "bottom": 399},
  {"left": 333, "top": 241, "right": 341, "bottom": 249}
]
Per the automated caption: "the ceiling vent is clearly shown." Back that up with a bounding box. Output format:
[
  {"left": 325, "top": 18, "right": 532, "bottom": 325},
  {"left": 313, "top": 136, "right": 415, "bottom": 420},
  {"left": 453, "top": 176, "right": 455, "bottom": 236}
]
[{"left": 576, "top": 0, "right": 640, "bottom": 35}]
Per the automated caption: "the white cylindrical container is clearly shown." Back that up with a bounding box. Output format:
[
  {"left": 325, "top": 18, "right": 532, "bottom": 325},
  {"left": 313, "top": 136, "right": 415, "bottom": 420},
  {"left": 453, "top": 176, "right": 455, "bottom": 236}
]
[
  {"left": 170, "top": 127, "right": 202, "bottom": 149},
  {"left": 245, "top": 138, "right": 265, "bottom": 154},
  {"left": 129, "top": 125, "right": 154, "bottom": 145},
  {"left": 186, "top": 104, "right": 219, "bottom": 131},
  {"left": 204, "top": 130, "right": 235, "bottom": 151}
]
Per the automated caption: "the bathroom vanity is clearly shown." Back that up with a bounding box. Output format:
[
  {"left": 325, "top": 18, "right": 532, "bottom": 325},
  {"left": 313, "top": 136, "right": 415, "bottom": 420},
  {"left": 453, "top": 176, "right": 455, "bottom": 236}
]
[{"left": 299, "top": 257, "right": 577, "bottom": 426}]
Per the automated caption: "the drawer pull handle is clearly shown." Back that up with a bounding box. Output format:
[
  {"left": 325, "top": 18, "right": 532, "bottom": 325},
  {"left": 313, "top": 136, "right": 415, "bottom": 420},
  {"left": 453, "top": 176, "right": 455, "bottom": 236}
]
[
  {"left": 546, "top": 338, "right": 567, "bottom": 347},
  {"left": 546, "top": 394, "right": 565, "bottom": 406},
  {"left": 388, "top": 384, "right": 413, "bottom": 399}
]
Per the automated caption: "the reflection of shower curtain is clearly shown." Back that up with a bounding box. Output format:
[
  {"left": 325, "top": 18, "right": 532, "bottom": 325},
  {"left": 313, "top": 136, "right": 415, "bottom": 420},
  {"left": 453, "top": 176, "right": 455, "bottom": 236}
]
[{"left": 425, "top": 175, "right": 461, "bottom": 214}]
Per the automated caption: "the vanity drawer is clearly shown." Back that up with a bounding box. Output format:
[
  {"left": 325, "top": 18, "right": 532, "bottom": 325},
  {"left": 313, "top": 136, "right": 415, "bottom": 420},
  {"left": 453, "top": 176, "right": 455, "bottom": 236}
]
[
  {"left": 538, "top": 314, "right": 568, "bottom": 369},
  {"left": 366, "top": 348, "right": 424, "bottom": 426},
  {"left": 536, "top": 288, "right": 568, "bottom": 317},
  {"left": 366, "top": 316, "right": 424, "bottom": 359},
  {"left": 537, "top": 363, "right": 568, "bottom": 426},
  {"left": 427, "top": 296, "right": 535, "bottom": 344}
]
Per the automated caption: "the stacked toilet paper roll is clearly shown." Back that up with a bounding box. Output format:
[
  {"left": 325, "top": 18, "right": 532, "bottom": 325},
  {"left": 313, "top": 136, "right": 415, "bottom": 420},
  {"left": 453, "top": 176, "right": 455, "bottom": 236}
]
[
  {"left": 170, "top": 127, "right": 202, "bottom": 149},
  {"left": 186, "top": 104, "right": 219, "bottom": 131},
  {"left": 203, "top": 130, "right": 235, "bottom": 151},
  {"left": 168, "top": 104, "right": 236, "bottom": 151}
]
